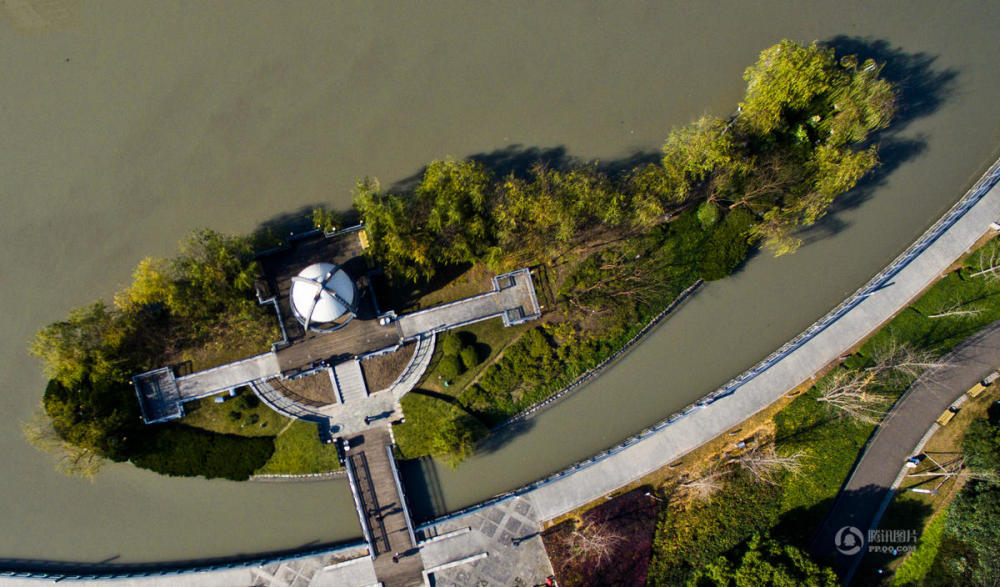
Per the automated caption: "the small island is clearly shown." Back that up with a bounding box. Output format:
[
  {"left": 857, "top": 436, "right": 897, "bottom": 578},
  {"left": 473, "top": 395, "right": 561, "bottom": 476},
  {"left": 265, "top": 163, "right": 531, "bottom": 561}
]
[{"left": 29, "top": 40, "right": 897, "bottom": 483}]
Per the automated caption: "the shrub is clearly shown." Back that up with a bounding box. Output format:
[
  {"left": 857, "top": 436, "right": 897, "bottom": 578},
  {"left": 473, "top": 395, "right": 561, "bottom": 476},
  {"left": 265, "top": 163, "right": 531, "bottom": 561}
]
[
  {"left": 697, "top": 200, "right": 720, "bottom": 229},
  {"left": 237, "top": 392, "right": 260, "bottom": 411},
  {"left": 699, "top": 208, "right": 754, "bottom": 281},
  {"left": 441, "top": 331, "right": 463, "bottom": 356},
  {"left": 227, "top": 410, "right": 242, "bottom": 422},
  {"left": 438, "top": 355, "right": 463, "bottom": 380},
  {"left": 459, "top": 346, "right": 479, "bottom": 370}
]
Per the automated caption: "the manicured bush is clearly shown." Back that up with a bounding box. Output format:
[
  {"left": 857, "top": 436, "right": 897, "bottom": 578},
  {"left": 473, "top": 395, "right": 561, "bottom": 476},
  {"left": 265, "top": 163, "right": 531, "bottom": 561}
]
[
  {"left": 441, "top": 331, "right": 463, "bottom": 356},
  {"left": 459, "top": 346, "right": 479, "bottom": 370},
  {"left": 237, "top": 391, "right": 260, "bottom": 411},
  {"left": 438, "top": 355, "right": 463, "bottom": 380}
]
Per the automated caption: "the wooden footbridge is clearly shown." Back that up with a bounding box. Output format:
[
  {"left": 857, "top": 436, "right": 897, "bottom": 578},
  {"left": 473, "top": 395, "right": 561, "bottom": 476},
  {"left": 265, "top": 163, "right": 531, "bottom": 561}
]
[{"left": 343, "top": 426, "right": 425, "bottom": 586}]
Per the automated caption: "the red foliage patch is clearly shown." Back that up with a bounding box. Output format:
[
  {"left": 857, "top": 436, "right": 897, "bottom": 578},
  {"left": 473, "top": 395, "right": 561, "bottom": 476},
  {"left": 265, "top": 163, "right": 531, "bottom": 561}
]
[{"left": 542, "top": 488, "right": 659, "bottom": 586}]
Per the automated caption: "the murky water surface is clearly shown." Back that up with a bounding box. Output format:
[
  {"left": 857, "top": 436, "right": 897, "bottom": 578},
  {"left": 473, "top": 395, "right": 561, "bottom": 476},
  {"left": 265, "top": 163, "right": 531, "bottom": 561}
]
[{"left": 1, "top": 1, "right": 997, "bottom": 562}]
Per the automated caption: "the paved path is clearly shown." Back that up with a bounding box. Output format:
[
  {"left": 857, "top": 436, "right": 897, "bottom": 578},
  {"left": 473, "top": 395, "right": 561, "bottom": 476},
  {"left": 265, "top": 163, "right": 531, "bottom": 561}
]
[
  {"left": 811, "top": 319, "right": 1000, "bottom": 579},
  {"left": 419, "top": 496, "right": 553, "bottom": 587},
  {"left": 397, "top": 269, "right": 540, "bottom": 340},
  {"left": 175, "top": 352, "right": 281, "bottom": 399}
]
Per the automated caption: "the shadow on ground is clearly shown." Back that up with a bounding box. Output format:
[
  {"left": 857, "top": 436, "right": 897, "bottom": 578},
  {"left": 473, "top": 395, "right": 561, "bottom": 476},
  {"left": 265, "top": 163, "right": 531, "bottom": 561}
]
[{"left": 809, "top": 482, "right": 933, "bottom": 580}]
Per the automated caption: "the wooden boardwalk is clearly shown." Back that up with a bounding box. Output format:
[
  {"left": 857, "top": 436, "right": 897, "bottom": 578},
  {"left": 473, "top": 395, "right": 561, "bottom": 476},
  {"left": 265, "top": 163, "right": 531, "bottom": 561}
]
[
  {"left": 275, "top": 318, "right": 400, "bottom": 373},
  {"left": 345, "top": 427, "right": 423, "bottom": 587}
]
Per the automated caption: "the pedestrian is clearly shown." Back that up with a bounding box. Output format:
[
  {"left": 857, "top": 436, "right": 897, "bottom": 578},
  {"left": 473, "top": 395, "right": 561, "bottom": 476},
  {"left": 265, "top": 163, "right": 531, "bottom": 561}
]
[{"left": 392, "top": 553, "right": 399, "bottom": 564}]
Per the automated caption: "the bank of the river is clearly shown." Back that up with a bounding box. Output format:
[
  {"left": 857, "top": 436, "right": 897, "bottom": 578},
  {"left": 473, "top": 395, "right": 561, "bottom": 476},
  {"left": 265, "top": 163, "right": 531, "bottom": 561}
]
[
  {"left": 494, "top": 280, "right": 704, "bottom": 430},
  {"left": 3, "top": 0, "right": 1000, "bottom": 565}
]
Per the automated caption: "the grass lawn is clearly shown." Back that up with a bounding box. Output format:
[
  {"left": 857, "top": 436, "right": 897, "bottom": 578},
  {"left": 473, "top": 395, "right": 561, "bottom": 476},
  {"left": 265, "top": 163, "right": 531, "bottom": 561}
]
[
  {"left": 182, "top": 388, "right": 342, "bottom": 476},
  {"left": 255, "top": 420, "right": 342, "bottom": 475},
  {"left": 418, "top": 318, "right": 531, "bottom": 398},
  {"left": 179, "top": 387, "right": 287, "bottom": 436},
  {"left": 771, "top": 386, "right": 881, "bottom": 543},
  {"left": 392, "top": 392, "right": 486, "bottom": 464},
  {"left": 890, "top": 512, "right": 946, "bottom": 586}
]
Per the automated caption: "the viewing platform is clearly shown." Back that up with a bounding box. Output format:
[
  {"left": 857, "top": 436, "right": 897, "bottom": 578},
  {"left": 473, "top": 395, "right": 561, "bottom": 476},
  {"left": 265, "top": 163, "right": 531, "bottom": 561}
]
[
  {"left": 131, "top": 226, "right": 542, "bottom": 441},
  {"left": 397, "top": 268, "right": 541, "bottom": 340}
]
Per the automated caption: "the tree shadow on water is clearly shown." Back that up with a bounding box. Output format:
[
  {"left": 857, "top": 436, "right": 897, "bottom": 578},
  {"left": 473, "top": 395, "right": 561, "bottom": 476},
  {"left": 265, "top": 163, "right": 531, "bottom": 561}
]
[
  {"left": 824, "top": 36, "right": 959, "bottom": 133},
  {"left": 388, "top": 143, "right": 660, "bottom": 192},
  {"left": 798, "top": 37, "right": 959, "bottom": 244}
]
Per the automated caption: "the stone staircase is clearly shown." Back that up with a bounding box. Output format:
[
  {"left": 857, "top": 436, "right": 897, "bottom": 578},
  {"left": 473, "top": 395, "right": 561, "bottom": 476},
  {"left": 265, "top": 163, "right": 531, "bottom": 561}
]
[{"left": 333, "top": 360, "right": 368, "bottom": 404}]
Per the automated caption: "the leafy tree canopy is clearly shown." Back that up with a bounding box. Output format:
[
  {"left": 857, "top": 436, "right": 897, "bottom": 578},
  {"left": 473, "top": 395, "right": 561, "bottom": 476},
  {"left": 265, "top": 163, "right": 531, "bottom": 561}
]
[{"left": 691, "top": 534, "right": 838, "bottom": 587}]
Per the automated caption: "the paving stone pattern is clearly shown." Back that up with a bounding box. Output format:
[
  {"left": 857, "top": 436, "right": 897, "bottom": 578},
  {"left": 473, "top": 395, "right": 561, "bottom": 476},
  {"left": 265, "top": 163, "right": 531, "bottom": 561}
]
[{"left": 420, "top": 497, "right": 553, "bottom": 587}]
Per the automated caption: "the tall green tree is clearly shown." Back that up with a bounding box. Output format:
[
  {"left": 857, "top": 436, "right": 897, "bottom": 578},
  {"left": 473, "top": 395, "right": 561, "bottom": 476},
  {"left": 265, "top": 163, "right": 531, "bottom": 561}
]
[
  {"left": 354, "top": 177, "right": 434, "bottom": 282},
  {"left": 661, "top": 116, "right": 744, "bottom": 204},
  {"left": 418, "top": 158, "right": 493, "bottom": 265}
]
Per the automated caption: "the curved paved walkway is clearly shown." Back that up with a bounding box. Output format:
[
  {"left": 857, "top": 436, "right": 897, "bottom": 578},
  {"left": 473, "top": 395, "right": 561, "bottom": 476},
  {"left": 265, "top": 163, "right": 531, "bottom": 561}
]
[{"left": 811, "top": 319, "right": 1000, "bottom": 581}]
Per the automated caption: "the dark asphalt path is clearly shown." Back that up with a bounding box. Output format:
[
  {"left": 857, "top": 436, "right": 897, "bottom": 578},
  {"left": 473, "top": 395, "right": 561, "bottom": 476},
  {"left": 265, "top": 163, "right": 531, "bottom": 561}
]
[{"left": 811, "top": 319, "right": 1000, "bottom": 582}]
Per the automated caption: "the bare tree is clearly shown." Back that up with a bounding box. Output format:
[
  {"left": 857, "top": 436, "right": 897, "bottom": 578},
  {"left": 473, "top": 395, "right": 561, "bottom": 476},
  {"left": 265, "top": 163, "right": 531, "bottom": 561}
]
[
  {"left": 905, "top": 454, "right": 998, "bottom": 495},
  {"left": 818, "top": 341, "right": 953, "bottom": 423},
  {"left": 868, "top": 341, "right": 953, "bottom": 384},
  {"left": 732, "top": 445, "right": 804, "bottom": 485},
  {"left": 678, "top": 466, "right": 728, "bottom": 501},
  {"left": 564, "top": 521, "right": 625, "bottom": 567},
  {"left": 816, "top": 369, "right": 891, "bottom": 424},
  {"left": 927, "top": 298, "right": 983, "bottom": 320},
  {"left": 969, "top": 243, "right": 1000, "bottom": 281},
  {"left": 22, "top": 410, "right": 103, "bottom": 480}
]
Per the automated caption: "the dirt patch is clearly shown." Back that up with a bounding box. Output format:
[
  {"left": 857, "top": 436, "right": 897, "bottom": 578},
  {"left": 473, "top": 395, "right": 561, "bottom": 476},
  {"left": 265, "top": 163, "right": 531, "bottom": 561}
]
[
  {"left": 274, "top": 372, "right": 337, "bottom": 406},
  {"left": 542, "top": 488, "right": 658, "bottom": 587},
  {"left": 361, "top": 343, "right": 416, "bottom": 391}
]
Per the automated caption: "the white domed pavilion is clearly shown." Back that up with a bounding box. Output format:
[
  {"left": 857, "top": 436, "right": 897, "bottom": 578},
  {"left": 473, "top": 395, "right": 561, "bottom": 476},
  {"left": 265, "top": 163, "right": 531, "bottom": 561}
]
[{"left": 290, "top": 262, "right": 357, "bottom": 332}]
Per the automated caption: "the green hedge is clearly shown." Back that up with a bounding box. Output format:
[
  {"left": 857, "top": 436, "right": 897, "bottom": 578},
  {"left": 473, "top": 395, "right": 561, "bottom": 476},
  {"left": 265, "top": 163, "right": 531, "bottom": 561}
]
[{"left": 130, "top": 426, "right": 274, "bottom": 481}]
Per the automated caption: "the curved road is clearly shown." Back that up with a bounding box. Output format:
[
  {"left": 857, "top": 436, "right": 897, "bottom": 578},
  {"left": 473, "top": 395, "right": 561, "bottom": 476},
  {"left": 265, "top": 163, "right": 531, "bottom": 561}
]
[{"left": 811, "top": 319, "right": 1000, "bottom": 581}]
